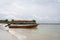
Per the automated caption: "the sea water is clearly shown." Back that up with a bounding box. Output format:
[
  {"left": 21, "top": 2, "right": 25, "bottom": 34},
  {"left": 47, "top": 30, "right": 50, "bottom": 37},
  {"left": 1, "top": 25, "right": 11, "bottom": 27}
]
[{"left": 9, "top": 25, "right": 60, "bottom": 40}]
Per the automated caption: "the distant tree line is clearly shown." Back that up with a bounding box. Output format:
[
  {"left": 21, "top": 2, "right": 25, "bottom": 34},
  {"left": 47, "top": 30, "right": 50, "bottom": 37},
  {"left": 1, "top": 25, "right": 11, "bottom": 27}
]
[
  {"left": 0, "top": 19, "right": 36, "bottom": 24},
  {"left": 0, "top": 19, "right": 14, "bottom": 23}
]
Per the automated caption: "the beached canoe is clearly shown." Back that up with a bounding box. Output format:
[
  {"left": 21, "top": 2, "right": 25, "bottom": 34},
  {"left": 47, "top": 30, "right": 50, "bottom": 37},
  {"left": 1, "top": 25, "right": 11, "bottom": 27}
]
[{"left": 8, "top": 24, "right": 38, "bottom": 28}]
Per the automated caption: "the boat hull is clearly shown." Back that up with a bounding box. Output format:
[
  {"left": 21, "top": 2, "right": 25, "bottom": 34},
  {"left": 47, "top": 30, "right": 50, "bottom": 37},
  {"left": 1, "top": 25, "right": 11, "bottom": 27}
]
[{"left": 9, "top": 24, "right": 38, "bottom": 28}]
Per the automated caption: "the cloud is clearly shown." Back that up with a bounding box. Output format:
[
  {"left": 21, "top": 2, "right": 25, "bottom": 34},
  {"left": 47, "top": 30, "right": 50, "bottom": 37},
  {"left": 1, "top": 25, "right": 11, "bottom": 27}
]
[
  {"left": 57, "top": 0, "right": 60, "bottom": 2},
  {"left": 0, "top": 0, "right": 60, "bottom": 22}
]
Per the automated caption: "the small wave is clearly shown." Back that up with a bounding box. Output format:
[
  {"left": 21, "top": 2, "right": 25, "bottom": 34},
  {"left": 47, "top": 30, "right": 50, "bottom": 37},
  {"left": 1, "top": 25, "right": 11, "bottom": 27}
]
[{"left": 9, "top": 29, "right": 27, "bottom": 40}]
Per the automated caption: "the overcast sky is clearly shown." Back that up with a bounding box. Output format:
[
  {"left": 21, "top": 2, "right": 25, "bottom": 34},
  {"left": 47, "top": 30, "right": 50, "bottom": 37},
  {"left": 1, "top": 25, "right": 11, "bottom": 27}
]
[{"left": 0, "top": 0, "right": 60, "bottom": 23}]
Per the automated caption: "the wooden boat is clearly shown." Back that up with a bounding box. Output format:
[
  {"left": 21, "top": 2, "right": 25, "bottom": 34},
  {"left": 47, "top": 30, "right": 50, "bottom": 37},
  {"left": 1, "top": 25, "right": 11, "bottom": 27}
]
[
  {"left": 5, "top": 20, "right": 38, "bottom": 28},
  {"left": 9, "top": 24, "right": 38, "bottom": 28}
]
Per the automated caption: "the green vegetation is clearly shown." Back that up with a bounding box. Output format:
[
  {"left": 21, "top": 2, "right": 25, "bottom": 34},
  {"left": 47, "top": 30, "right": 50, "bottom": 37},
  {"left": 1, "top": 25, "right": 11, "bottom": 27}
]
[
  {"left": 0, "top": 19, "right": 9, "bottom": 23},
  {"left": 11, "top": 19, "right": 14, "bottom": 22},
  {"left": 0, "top": 19, "right": 36, "bottom": 24},
  {"left": 32, "top": 20, "right": 36, "bottom": 22}
]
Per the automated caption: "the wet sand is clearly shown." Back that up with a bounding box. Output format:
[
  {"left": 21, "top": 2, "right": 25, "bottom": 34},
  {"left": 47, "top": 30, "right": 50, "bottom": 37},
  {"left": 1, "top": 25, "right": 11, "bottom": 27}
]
[
  {"left": 0, "top": 24, "right": 18, "bottom": 40},
  {"left": 0, "top": 29, "right": 18, "bottom": 40}
]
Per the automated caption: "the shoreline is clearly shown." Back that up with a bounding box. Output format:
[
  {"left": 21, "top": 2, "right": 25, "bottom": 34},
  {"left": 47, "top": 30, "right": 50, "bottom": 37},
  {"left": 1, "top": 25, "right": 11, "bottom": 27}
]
[{"left": 0, "top": 29, "right": 18, "bottom": 40}]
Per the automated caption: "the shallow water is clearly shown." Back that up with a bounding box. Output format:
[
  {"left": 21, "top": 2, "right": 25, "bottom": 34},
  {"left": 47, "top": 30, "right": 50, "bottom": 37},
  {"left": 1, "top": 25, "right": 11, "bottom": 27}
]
[{"left": 9, "top": 25, "right": 60, "bottom": 40}]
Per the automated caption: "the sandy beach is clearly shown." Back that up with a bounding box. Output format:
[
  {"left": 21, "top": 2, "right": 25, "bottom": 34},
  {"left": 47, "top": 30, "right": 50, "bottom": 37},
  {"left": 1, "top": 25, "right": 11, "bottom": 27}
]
[
  {"left": 0, "top": 29, "right": 18, "bottom": 40},
  {"left": 0, "top": 24, "right": 27, "bottom": 40},
  {"left": 0, "top": 24, "right": 18, "bottom": 40}
]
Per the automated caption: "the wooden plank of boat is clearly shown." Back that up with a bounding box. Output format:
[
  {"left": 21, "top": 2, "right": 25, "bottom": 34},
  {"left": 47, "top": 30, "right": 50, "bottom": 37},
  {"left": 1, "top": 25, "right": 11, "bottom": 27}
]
[{"left": 9, "top": 24, "right": 38, "bottom": 28}]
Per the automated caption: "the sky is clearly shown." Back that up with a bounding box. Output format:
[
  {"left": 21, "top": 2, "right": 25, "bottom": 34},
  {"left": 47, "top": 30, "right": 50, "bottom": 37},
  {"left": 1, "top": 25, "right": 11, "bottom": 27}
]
[{"left": 0, "top": 0, "right": 60, "bottom": 23}]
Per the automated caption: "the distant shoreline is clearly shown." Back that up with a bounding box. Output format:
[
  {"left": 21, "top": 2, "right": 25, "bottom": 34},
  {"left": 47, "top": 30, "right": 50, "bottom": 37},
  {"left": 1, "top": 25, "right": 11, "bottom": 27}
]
[
  {"left": 0, "top": 23, "right": 60, "bottom": 25},
  {"left": 38, "top": 23, "right": 60, "bottom": 25}
]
